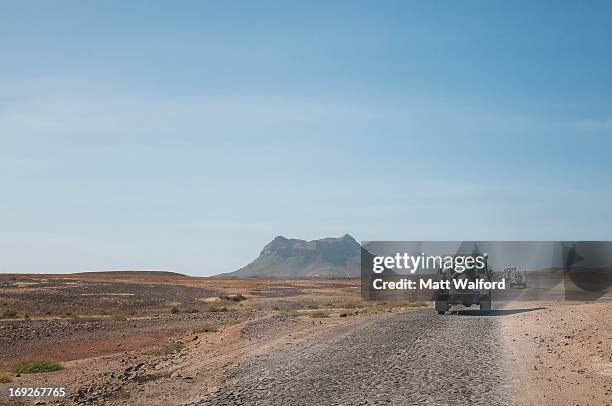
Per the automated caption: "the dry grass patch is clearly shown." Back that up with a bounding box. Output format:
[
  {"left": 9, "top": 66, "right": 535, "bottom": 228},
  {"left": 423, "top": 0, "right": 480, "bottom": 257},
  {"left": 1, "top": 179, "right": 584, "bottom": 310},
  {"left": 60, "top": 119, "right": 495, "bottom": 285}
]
[
  {"left": 0, "top": 372, "right": 11, "bottom": 383},
  {"left": 144, "top": 341, "right": 184, "bottom": 356},
  {"left": 393, "top": 301, "right": 429, "bottom": 308},
  {"left": 196, "top": 324, "right": 218, "bottom": 333},
  {"left": 280, "top": 309, "right": 299, "bottom": 317},
  {"left": 230, "top": 319, "right": 245, "bottom": 325}
]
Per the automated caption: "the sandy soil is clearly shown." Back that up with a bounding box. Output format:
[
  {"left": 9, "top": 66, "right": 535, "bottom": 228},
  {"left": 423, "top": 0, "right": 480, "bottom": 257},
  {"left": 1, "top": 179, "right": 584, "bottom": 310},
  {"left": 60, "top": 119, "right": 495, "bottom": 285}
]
[{"left": 502, "top": 301, "right": 612, "bottom": 406}]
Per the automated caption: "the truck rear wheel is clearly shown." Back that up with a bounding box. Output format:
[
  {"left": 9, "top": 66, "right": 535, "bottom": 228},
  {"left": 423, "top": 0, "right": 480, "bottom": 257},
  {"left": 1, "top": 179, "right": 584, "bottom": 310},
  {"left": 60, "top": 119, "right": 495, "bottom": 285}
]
[
  {"left": 435, "top": 300, "right": 449, "bottom": 314},
  {"left": 479, "top": 296, "right": 491, "bottom": 312}
]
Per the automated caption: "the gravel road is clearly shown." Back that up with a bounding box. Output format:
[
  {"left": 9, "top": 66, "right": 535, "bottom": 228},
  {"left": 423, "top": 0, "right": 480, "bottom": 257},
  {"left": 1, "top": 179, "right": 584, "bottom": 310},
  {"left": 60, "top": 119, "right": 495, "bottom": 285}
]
[{"left": 195, "top": 309, "right": 514, "bottom": 405}]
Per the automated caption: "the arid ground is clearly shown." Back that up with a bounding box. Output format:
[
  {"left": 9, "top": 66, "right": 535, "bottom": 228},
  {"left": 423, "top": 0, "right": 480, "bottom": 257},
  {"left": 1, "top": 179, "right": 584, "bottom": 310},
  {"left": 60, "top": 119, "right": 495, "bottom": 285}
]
[{"left": 0, "top": 273, "right": 610, "bottom": 405}]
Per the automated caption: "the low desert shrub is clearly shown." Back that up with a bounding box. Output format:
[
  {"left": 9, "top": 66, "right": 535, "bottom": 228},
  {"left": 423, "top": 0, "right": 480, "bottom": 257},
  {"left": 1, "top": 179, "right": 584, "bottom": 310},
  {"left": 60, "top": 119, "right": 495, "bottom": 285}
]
[
  {"left": 220, "top": 294, "right": 247, "bottom": 302},
  {"left": 1, "top": 310, "right": 18, "bottom": 319},
  {"left": 11, "top": 360, "right": 63, "bottom": 374}
]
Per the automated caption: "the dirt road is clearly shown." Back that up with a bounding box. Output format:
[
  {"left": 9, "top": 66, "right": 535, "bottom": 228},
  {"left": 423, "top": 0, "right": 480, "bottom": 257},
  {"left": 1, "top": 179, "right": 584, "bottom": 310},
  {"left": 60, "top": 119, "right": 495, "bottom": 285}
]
[{"left": 195, "top": 309, "right": 514, "bottom": 405}]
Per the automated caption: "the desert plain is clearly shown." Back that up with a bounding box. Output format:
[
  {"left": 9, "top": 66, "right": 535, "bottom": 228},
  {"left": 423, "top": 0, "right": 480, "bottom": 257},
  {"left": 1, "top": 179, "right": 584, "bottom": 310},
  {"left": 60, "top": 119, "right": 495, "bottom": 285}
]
[{"left": 0, "top": 272, "right": 610, "bottom": 405}]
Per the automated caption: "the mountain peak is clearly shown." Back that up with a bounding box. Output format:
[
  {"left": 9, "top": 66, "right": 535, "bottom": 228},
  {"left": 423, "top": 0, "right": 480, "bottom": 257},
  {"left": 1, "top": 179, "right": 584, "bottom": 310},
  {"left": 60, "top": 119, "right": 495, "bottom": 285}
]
[
  {"left": 341, "top": 234, "right": 358, "bottom": 243},
  {"left": 217, "top": 234, "right": 360, "bottom": 278}
]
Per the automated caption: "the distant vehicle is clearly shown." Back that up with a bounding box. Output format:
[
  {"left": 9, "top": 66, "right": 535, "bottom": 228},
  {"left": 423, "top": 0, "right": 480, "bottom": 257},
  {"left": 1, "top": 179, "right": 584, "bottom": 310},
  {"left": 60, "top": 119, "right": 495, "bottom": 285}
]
[
  {"left": 434, "top": 254, "right": 492, "bottom": 314},
  {"left": 503, "top": 266, "right": 527, "bottom": 288}
]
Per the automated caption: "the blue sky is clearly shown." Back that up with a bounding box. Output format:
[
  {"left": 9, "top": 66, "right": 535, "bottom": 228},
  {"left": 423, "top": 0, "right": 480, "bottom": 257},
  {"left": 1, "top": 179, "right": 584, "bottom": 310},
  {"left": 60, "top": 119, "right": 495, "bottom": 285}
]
[{"left": 1, "top": 1, "right": 612, "bottom": 275}]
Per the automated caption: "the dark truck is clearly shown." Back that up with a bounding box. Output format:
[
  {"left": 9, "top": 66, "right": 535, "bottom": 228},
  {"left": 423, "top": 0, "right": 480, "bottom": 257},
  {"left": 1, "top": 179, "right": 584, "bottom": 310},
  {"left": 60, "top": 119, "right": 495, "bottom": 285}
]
[{"left": 434, "top": 253, "right": 492, "bottom": 314}]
